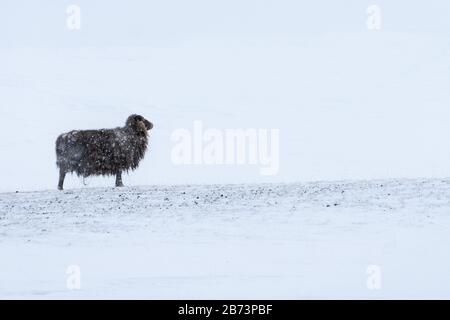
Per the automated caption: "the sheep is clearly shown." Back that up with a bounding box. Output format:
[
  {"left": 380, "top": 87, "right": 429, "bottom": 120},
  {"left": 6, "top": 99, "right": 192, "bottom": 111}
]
[{"left": 55, "top": 114, "right": 153, "bottom": 190}]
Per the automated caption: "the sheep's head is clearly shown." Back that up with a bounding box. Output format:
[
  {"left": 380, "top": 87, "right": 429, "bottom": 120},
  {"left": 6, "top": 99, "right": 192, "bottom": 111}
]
[{"left": 126, "top": 114, "right": 153, "bottom": 134}]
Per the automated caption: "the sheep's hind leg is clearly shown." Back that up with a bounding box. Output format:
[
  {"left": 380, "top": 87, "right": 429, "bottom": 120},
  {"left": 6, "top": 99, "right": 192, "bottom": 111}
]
[
  {"left": 115, "top": 171, "right": 124, "bottom": 187},
  {"left": 58, "top": 168, "right": 66, "bottom": 190}
]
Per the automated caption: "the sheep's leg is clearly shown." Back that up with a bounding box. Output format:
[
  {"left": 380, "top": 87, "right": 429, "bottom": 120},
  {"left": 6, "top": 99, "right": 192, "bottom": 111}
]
[
  {"left": 115, "top": 171, "right": 124, "bottom": 187},
  {"left": 58, "top": 168, "right": 66, "bottom": 190}
]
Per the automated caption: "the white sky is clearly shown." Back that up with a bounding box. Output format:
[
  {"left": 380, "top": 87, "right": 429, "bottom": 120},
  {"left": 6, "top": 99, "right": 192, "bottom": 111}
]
[{"left": 1, "top": 1, "right": 450, "bottom": 47}]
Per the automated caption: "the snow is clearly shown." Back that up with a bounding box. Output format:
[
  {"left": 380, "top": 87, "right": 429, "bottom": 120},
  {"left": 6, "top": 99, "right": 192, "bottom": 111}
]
[
  {"left": 1, "top": 0, "right": 450, "bottom": 299},
  {"left": 1, "top": 179, "right": 450, "bottom": 298},
  {"left": 2, "top": 33, "right": 450, "bottom": 192}
]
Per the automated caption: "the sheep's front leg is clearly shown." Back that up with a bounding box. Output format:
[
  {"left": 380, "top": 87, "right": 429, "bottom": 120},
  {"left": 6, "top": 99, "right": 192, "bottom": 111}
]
[
  {"left": 58, "top": 168, "right": 66, "bottom": 190},
  {"left": 115, "top": 171, "right": 124, "bottom": 187}
]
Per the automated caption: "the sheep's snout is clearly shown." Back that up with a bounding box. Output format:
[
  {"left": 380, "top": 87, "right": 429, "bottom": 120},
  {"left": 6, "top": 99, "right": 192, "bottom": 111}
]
[{"left": 144, "top": 120, "right": 153, "bottom": 130}]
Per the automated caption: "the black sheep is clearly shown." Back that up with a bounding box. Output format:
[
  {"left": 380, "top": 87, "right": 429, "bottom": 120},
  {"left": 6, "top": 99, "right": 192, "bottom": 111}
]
[{"left": 56, "top": 114, "right": 153, "bottom": 190}]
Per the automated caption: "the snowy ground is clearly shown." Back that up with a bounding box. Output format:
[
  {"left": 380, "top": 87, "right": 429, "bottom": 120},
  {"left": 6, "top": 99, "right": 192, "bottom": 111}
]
[{"left": 1, "top": 178, "right": 450, "bottom": 299}]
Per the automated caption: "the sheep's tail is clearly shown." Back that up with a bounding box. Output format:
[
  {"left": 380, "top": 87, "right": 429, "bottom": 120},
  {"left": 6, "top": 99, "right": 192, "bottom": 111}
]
[{"left": 55, "top": 134, "right": 67, "bottom": 168}]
